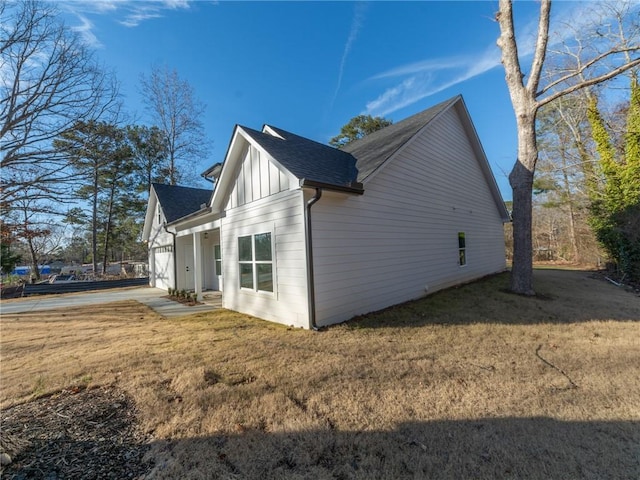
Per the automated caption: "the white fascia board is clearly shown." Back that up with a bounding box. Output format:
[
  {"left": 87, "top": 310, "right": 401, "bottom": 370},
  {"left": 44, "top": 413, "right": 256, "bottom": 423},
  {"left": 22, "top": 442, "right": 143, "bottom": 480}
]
[
  {"left": 262, "top": 125, "right": 285, "bottom": 139},
  {"left": 142, "top": 188, "right": 158, "bottom": 241},
  {"left": 210, "top": 126, "right": 245, "bottom": 212}
]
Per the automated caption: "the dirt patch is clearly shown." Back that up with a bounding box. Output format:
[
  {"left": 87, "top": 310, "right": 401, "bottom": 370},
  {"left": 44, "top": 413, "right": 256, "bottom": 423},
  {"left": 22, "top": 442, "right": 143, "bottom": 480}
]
[{"left": 0, "top": 386, "right": 153, "bottom": 480}]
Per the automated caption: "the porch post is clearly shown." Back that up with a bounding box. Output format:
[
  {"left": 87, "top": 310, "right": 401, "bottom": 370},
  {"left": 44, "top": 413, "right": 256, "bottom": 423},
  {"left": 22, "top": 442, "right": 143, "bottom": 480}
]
[
  {"left": 193, "top": 232, "right": 203, "bottom": 301},
  {"left": 149, "top": 246, "right": 155, "bottom": 287}
]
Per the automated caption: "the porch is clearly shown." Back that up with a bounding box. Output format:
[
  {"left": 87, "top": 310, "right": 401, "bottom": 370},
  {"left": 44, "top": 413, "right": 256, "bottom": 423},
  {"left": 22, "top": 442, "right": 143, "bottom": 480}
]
[{"left": 175, "top": 225, "right": 222, "bottom": 303}]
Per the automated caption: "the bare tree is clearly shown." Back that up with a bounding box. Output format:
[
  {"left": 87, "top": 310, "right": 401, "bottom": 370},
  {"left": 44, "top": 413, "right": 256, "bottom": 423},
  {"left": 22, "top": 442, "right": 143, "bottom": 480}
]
[
  {"left": 5, "top": 191, "right": 65, "bottom": 281},
  {"left": 0, "top": 0, "right": 119, "bottom": 209},
  {"left": 139, "top": 65, "right": 208, "bottom": 185},
  {"left": 535, "top": 96, "right": 596, "bottom": 264},
  {"left": 496, "top": 0, "right": 639, "bottom": 294}
]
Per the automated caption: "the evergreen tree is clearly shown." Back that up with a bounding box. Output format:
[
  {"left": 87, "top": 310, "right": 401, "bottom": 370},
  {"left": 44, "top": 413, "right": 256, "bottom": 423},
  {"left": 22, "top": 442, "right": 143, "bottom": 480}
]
[
  {"left": 587, "top": 76, "right": 640, "bottom": 282},
  {"left": 330, "top": 115, "right": 392, "bottom": 148}
]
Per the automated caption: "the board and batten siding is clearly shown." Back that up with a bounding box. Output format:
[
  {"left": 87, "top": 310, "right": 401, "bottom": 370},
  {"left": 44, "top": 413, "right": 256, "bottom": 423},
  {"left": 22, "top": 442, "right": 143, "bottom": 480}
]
[
  {"left": 311, "top": 106, "right": 506, "bottom": 326},
  {"left": 227, "top": 144, "right": 290, "bottom": 209},
  {"left": 221, "top": 184, "right": 309, "bottom": 328}
]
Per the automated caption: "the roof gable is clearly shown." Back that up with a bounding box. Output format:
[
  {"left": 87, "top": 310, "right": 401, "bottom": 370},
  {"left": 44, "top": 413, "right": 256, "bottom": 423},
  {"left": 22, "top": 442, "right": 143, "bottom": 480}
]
[
  {"left": 242, "top": 125, "right": 359, "bottom": 188},
  {"left": 207, "top": 94, "right": 507, "bottom": 221},
  {"left": 152, "top": 183, "right": 212, "bottom": 224},
  {"left": 343, "top": 96, "right": 459, "bottom": 182}
]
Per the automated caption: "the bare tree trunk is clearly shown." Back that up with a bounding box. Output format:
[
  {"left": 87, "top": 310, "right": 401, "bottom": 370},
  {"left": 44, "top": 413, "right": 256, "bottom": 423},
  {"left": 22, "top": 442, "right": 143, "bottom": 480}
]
[
  {"left": 509, "top": 130, "right": 537, "bottom": 295},
  {"left": 561, "top": 168, "right": 580, "bottom": 263},
  {"left": 101, "top": 187, "right": 116, "bottom": 275},
  {"left": 27, "top": 236, "right": 40, "bottom": 282},
  {"left": 92, "top": 172, "right": 99, "bottom": 277}
]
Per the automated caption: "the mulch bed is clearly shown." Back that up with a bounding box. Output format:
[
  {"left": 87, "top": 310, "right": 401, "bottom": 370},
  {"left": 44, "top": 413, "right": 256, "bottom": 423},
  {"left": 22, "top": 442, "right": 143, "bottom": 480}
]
[
  {"left": 1, "top": 386, "right": 153, "bottom": 480},
  {"left": 164, "top": 294, "right": 203, "bottom": 306}
]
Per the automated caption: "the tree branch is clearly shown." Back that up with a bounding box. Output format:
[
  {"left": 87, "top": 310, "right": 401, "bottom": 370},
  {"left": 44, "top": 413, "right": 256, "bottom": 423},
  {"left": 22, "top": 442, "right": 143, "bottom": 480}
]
[
  {"left": 526, "top": 0, "right": 551, "bottom": 94},
  {"left": 496, "top": 0, "right": 527, "bottom": 105},
  {"left": 538, "top": 56, "right": 640, "bottom": 109},
  {"left": 538, "top": 46, "right": 640, "bottom": 98}
]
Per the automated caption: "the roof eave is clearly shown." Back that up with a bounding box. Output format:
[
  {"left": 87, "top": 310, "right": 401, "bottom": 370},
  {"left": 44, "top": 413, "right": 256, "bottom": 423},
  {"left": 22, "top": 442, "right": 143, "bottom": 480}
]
[
  {"left": 300, "top": 178, "right": 364, "bottom": 195},
  {"left": 166, "top": 206, "right": 214, "bottom": 227}
]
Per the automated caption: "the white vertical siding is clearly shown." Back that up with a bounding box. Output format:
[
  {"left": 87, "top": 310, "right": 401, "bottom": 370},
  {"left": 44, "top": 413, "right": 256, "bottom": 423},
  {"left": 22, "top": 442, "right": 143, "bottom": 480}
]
[
  {"left": 221, "top": 189, "right": 309, "bottom": 328},
  {"left": 311, "top": 107, "right": 506, "bottom": 326},
  {"left": 226, "top": 144, "right": 292, "bottom": 210}
]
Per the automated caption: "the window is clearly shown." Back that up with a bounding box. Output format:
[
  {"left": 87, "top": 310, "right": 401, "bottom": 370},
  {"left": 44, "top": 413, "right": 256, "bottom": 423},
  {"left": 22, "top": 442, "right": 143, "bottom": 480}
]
[
  {"left": 155, "top": 244, "right": 173, "bottom": 254},
  {"left": 214, "top": 245, "right": 222, "bottom": 275},
  {"left": 238, "top": 233, "right": 273, "bottom": 292},
  {"left": 157, "top": 205, "right": 162, "bottom": 225},
  {"left": 458, "top": 232, "right": 466, "bottom": 266}
]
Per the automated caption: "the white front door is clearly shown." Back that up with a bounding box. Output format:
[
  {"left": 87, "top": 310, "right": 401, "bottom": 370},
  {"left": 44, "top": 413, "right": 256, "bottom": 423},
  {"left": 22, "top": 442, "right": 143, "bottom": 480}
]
[{"left": 183, "top": 243, "right": 194, "bottom": 290}]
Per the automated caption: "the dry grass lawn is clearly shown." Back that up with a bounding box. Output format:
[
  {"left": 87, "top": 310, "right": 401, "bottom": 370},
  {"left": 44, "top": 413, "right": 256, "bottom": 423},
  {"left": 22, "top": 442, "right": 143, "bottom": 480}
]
[{"left": 1, "top": 268, "right": 639, "bottom": 479}]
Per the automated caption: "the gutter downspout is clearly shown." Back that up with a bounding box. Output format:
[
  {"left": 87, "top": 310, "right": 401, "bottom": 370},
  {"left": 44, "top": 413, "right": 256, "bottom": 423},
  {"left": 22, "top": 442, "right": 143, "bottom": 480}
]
[
  {"left": 305, "top": 188, "right": 322, "bottom": 331},
  {"left": 163, "top": 223, "right": 178, "bottom": 291}
]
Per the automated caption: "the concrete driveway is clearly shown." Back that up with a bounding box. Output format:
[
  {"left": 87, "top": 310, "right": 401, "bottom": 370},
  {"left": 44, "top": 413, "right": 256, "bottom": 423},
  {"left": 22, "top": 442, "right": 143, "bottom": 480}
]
[{"left": 0, "top": 287, "right": 220, "bottom": 318}]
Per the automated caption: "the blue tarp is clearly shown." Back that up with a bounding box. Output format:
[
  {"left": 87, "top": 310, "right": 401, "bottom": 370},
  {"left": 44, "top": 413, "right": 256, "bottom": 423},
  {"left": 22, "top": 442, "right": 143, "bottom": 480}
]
[{"left": 11, "top": 265, "right": 51, "bottom": 275}]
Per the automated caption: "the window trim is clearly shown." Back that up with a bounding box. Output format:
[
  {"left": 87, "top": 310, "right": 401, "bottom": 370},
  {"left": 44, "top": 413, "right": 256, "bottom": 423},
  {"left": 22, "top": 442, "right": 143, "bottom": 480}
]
[{"left": 238, "top": 232, "right": 275, "bottom": 294}]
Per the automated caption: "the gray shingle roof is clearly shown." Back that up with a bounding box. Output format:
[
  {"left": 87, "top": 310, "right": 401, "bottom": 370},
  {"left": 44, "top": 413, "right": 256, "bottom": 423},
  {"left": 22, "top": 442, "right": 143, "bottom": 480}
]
[
  {"left": 152, "top": 183, "right": 212, "bottom": 223},
  {"left": 241, "top": 125, "right": 359, "bottom": 188},
  {"left": 343, "top": 96, "right": 459, "bottom": 182}
]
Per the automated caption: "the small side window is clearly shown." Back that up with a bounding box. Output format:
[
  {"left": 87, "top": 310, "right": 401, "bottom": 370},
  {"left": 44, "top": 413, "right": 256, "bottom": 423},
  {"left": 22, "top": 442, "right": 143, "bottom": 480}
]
[
  {"left": 214, "top": 245, "right": 222, "bottom": 275},
  {"left": 458, "top": 232, "right": 466, "bottom": 266}
]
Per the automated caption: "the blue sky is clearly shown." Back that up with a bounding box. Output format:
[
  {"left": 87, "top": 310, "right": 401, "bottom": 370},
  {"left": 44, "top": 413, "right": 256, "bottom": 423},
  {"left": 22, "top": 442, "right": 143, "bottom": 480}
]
[{"left": 57, "top": 1, "right": 623, "bottom": 200}]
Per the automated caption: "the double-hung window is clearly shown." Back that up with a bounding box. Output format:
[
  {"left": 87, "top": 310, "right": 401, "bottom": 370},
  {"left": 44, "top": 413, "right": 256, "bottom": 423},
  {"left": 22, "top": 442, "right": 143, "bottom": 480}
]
[
  {"left": 458, "top": 232, "right": 466, "bottom": 266},
  {"left": 238, "top": 233, "right": 273, "bottom": 292}
]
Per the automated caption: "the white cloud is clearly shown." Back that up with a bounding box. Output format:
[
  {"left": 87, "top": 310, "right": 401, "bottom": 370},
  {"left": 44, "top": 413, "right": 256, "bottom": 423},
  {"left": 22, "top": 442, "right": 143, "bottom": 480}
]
[
  {"left": 71, "top": 14, "right": 102, "bottom": 48},
  {"left": 365, "top": 45, "right": 501, "bottom": 117},
  {"left": 162, "top": 0, "right": 191, "bottom": 8},
  {"left": 61, "top": 0, "right": 194, "bottom": 46},
  {"left": 119, "top": 9, "right": 163, "bottom": 28},
  {"left": 330, "top": 2, "right": 367, "bottom": 109},
  {"left": 363, "top": 1, "right": 639, "bottom": 117}
]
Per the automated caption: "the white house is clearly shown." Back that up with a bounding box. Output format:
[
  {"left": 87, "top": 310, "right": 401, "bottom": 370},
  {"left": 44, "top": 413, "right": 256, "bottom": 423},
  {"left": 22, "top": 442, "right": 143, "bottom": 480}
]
[{"left": 142, "top": 95, "right": 510, "bottom": 329}]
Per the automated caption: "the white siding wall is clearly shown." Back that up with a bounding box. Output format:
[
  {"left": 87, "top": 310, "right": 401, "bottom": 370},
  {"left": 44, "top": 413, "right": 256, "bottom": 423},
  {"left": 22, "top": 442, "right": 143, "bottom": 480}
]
[
  {"left": 221, "top": 189, "right": 309, "bottom": 328},
  {"left": 311, "top": 107, "right": 506, "bottom": 326}
]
